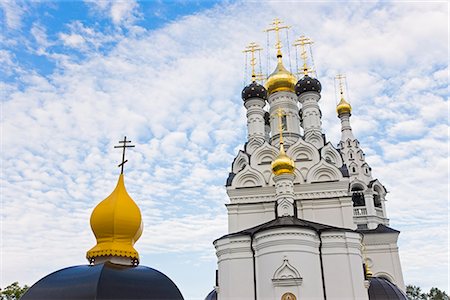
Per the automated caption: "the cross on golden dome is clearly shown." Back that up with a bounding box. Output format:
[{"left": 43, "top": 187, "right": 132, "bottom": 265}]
[
  {"left": 114, "top": 136, "right": 135, "bottom": 174},
  {"left": 335, "top": 74, "right": 352, "bottom": 115},
  {"left": 271, "top": 108, "right": 295, "bottom": 176},
  {"left": 243, "top": 42, "right": 264, "bottom": 81},
  {"left": 265, "top": 18, "right": 291, "bottom": 57},
  {"left": 293, "top": 35, "right": 314, "bottom": 76}
]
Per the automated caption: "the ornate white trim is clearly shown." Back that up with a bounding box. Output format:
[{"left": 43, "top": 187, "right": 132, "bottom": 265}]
[{"left": 272, "top": 256, "right": 303, "bottom": 287}]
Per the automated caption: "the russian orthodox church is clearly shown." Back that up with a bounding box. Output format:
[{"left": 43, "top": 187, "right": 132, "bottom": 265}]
[
  {"left": 206, "top": 19, "right": 406, "bottom": 300},
  {"left": 21, "top": 138, "right": 184, "bottom": 300}
]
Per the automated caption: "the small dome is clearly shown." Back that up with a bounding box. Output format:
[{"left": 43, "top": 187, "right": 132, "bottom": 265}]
[
  {"left": 21, "top": 262, "right": 184, "bottom": 300},
  {"left": 295, "top": 75, "right": 322, "bottom": 96},
  {"left": 265, "top": 56, "right": 297, "bottom": 95},
  {"left": 271, "top": 144, "right": 295, "bottom": 176},
  {"left": 336, "top": 97, "right": 352, "bottom": 115},
  {"left": 368, "top": 277, "right": 407, "bottom": 300},
  {"left": 242, "top": 81, "right": 267, "bottom": 101},
  {"left": 87, "top": 174, "right": 143, "bottom": 263}
]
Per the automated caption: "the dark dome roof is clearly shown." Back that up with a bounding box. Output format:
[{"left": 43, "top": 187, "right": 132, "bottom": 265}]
[
  {"left": 242, "top": 81, "right": 267, "bottom": 101},
  {"left": 295, "top": 75, "right": 321, "bottom": 96},
  {"left": 204, "top": 289, "right": 217, "bottom": 300},
  {"left": 368, "top": 277, "right": 407, "bottom": 300},
  {"left": 21, "top": 262, "right": 184, "bottom": 300}
]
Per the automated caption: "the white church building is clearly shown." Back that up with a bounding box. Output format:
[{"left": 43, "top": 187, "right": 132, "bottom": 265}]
[{"left": 205, "top": 19, "right": 406, "bottom": 300}]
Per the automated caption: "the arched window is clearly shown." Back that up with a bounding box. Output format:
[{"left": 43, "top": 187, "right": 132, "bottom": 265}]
[
  {"left": 373, "top": 186, "right": 382, "bottom": 208},
  {"left": 352, "top": 166, "right": 356, "bottom": 173},
  {"left": 281, "top": 115, "right": 288, "bottom": 131},
  {"left": 351, "top": 185, "right": 365, "bottom": 207}
]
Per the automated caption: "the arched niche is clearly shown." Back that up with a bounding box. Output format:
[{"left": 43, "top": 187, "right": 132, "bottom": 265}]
[
  {"left": 321, "top": 143, "right": 343, "bottom": 167},
  {"left": 286, "top": 138, "right": 320, "bottom": 164},
  {"left": 231, "top": 150, "right": 250, "bottom": 174},
  {"left": 306, "top": 159, "right": 343, "bottom": 183},
  {"left": 250, "top": 142, "right": 279, "bottom": 167},
  {"left": 231, "top": 165, "right": 266, "bottom": 188}
]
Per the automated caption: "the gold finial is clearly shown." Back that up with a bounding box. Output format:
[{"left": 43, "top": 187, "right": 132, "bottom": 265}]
[
  {"left": 335, "top": 74, "right": 352, "bottom": 115},
  {"left": 293, "top": 35, "right": 314, "bottom": 76},
  {"left": 243, "top": 42, "right": 264, "bottom": 82},
  {"left": 265, "top": 18, "right": 290, "bottom": 57},
  {"left": 271, "top": 108, "right": 295, "bottom": 176}
]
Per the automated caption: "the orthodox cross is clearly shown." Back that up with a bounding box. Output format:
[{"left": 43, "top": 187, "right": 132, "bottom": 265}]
[
  {"left": 335, "top": 74, "right": 346, "bottom": 97},
  {"left": 114, "top": 136, "right": 135, "bottom": 174},
  {"left": 275, "top": 108, "right": 287, "bottom": 145},
  {"left": 293, "top": 35, "right": 314, "bottom": 75},
  {"left": 265, "top": 18, "right": 290, "bottom": 56},
  {"left": 243, "top": 42, "right": 264, "bottom": 81}
]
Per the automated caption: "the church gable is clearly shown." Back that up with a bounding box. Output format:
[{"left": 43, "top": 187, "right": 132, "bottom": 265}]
[
  {"left": 230, "top": 165, "right": 266, "bottom": 188},
  {"left": 321, "top": 143, "right": 343, "bottom": 167},
  {"left": 306, "top": 159, "right": 343, "bottom": 183}
]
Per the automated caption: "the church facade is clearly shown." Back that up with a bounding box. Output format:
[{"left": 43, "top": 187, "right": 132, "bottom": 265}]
[{"left": 208, "top": 20, "right": 405, "bottom": 300}]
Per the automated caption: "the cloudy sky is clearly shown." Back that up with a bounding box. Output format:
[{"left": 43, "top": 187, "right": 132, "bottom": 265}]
[{"left": 1, "top": 1, "right": 448, "bottom": 299}]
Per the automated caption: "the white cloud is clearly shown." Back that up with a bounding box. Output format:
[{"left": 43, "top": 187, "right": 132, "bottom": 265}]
[
  {"left": 0, "top": 0, "right": 25, "bottom": 29},
  {"left": 84, "top": 0, "right": 140, "bottom": 26}
]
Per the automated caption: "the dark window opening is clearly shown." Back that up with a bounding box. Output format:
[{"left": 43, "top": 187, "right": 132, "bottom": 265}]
[
  {"left": 281, "top": 115, "right": 287, "bottom": 131},
  {"left": 351, "top": 186, "right": 365, "bottom": 207},
  {"left": 373, "top": 194, "right": 382, "bottom": 208},
  {"left": 357, "top": 224, "right": 368, "bottom": 230},
  {"left": 352, "top": 167, "right": 356, "bottom": 173}
]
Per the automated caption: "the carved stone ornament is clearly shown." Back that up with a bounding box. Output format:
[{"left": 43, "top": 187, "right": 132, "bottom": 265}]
[{"left": 272, "top": 256, "right": 303, "bottom": 287}]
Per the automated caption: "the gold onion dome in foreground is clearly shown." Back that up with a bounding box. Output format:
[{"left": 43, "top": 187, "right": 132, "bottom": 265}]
[
  {"left": 86, "top": 174, "right": 143, "bottom": 262},
  {"left": 336, "top": 97, "right": 352, "bottom": 115},
  {"left": 265, "top": 55, "right": 297, "bottom": 95},
  {"left": 271, "top": 144, "right": 295, "bottom": 176}
]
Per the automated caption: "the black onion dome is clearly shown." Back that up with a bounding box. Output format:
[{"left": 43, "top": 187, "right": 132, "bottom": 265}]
[
  {"left": 368, "top": 277, "right": 407, "bottom": 300},
  {"left": 295, "top": 75, "right": 322, "bottom": 96},
  {"left": 242, "top": 81, "right": 267, "bottom": 101},
  {"left": 21, "top": 262, "right": 184, "bottom": 300},
  {"left": 204, "top": 289, "right": 217, "bottom": 300}
]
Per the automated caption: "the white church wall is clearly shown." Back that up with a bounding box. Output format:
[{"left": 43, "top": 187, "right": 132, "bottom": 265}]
[
  {"left": 321, "top": 231, "right": 368, "bottom": 300},
  {"left": 253, "top": 228, "right": 324, "bottom": 300},
  {"left": 363, "top": 233, "right": 406, "bottom": 291},
  {"left": 215, "top": 236, "right": 254, "bottom": 300}
]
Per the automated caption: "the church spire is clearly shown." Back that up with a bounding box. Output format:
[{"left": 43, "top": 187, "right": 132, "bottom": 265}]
[
  {"left": 335, "top": 74, "right": 355, "bottom": 142},
  {"left": 271, "top": 108, "right": 296, "bottom": 217},
  {"left": 86, "top": 137, "right": 143, "bottom": 266}
]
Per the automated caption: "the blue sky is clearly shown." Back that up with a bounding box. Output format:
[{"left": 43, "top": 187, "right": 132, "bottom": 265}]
[{"left": 1, "top": 1, "right": 448, "bottom": 299}]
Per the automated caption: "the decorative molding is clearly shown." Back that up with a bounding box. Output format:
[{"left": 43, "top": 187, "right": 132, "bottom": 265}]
[{"left": 272, "top": 257, "right": 303, "bottom": 287}]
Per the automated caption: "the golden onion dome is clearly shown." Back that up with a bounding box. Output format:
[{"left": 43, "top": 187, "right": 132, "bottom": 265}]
[
  {"left": 265, "top": 55, "right": 297, "bottom": 95},
  {"left": 271, "top": 144, "right": 295, "bottom": 176},
  {"left": 86, "top": 174, "right": 143, "bottom": 263},
  {"left": 336, "top": 97, "right": 352, "bottom": 115}
]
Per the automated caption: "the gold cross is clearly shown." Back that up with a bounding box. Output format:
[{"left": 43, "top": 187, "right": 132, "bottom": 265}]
[
  {"left": 293, "top": 35, "right": 314, "bottom": 75},
  {"left": 265, "top": 18, "right": 290, "bottom": 56},
  {"left": 275, "top": 108, "right": 286, "bottom": 145},
  {"left": 335, "top": 74, "right": 346, "bottom": 96},
  {"left": 243, "top": 42, "right": 264, "bottom": 81}
]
